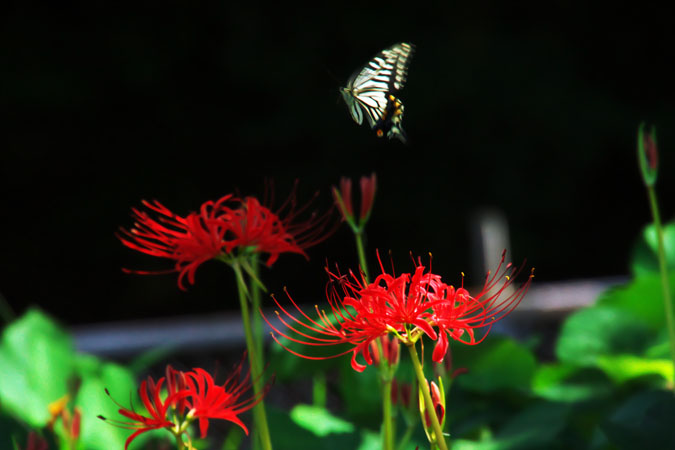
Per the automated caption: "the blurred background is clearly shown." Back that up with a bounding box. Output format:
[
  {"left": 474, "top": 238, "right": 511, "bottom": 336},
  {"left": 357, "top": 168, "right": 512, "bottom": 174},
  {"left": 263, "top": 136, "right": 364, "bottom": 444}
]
[{"left": 2, "top": 0, "right": 675, "bottom": 327}]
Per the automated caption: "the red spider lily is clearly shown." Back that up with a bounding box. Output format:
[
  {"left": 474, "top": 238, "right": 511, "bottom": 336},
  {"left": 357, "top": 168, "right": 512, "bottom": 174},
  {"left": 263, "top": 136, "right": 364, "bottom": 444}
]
[
  {"left": 99, "top": 372, "right": 189, "bottom": 450},
  {"left": 101, "top": 363, "right": 265, "bottom": 448},
  {"left": 267, "top": 251, "right": 532, "bottom": 372},
  {"left": 118, "top": 196, "right": 234, "bottom": 290},
  {"left": 264, "top": 256, "right": 442, "bottom": 372},
  {"left": 119, "top": 187, "right": 335, "bottom": 289},
  {"left": 223, "top": 193, "right": 334, "bottom": 266},
  {"left": 184, "top": 360, "right": 267, "bottom": 438},
  {"left": 429, "top": 251, "right": 534, "bottom": 362}
]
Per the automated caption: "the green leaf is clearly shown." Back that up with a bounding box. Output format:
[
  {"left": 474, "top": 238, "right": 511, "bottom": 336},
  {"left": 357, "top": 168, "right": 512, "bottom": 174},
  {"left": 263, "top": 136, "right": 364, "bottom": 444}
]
[
  {"left": 267, "top": 406, "right": 359, "bottom": 450},
  {"left": 596, "top": 354, "right": 673, "bottom": 385},
  {"left": 595, "top": 273, "right": 674, "bottom": 331},
  {"left": 631, "top": 222, "right": 675, "bottom": 276},
  {"left": 76, "top": 362, "right": 160, "bottom": 450},
  {"left": 602, "top": 390, "right": 675, "bottom": 449},
  {"left": 495, "top": 402, "right": 569, "bottom": 448},
  {"left": 452, "top": 336, "right": 536, "bottom": 393},
  {"left": 0, "top": 309, "right": 75, "bottom": 427},
  {"left": 531, "top": 364, "right": 613, "bottom": 402},
  {"left": 290, "top": 404, "right": 355, "bottom": 437},
  {"left": 452, "top": 402, "right": 569, "bottom": 450},
  {"left": 555, "top": 306, "right": 653, "bottom": 366}
]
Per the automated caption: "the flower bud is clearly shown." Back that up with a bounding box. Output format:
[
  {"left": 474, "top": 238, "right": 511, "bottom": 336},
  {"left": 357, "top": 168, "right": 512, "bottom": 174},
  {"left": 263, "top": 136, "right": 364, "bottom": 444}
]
[{"left": 637, "top": 122, "right": 658, "bottom": 187}]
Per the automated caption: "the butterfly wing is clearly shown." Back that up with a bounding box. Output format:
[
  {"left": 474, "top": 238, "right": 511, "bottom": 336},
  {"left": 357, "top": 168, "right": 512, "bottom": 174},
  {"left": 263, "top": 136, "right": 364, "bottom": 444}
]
[{"left": 341, "top": 43, "right": 415, "bottom": 140}]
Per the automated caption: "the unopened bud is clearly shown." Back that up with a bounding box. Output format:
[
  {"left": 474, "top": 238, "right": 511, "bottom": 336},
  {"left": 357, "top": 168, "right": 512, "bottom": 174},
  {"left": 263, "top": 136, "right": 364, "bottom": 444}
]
[{"left": 637, "top": 122, "right": 658, "bottom": 187}]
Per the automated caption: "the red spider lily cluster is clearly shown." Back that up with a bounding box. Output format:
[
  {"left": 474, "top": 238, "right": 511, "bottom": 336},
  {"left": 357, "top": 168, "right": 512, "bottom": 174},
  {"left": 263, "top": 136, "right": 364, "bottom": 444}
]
[
  {"left": 118, "top": 190, "right": 335, "bottom": 289},
  {"left": 266, "top": 250, "right": 533, "bottom": 372},
  {"left": 100, "top": 360, "right": 267, "bottom": 450}
]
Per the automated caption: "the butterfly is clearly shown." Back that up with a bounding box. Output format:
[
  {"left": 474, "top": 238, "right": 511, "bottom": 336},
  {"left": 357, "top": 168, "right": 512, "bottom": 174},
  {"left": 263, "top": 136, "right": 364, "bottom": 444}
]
[{"left": 340, "top": 42, "right": 415, "bottom": 143}]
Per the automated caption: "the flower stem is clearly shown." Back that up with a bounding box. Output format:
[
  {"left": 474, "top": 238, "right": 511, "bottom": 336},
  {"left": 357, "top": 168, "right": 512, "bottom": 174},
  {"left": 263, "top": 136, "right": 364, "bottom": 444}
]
[
  {"left": 407, "top": 342, "right": 448, "bottom": 450},
  {"left": 382, "top": 376, "right": 394, "bottom": 450},
  {"left": 232, "top": 261, "right": 273, "bottom": 450},
  {"left": 249, "top": 255, "right": 264, "bottom": 374},
  {"left": 175, "top": 433, "right": 185, "bottom": 450},
  {"left": 355, "top": 231, "right": 370, "bottom": 282},
  {"left": 313, "top": 372, "right": 327, "bottom": 408},
  {"left": 647, "top": 185, "right": 675, "bottom": 387}
]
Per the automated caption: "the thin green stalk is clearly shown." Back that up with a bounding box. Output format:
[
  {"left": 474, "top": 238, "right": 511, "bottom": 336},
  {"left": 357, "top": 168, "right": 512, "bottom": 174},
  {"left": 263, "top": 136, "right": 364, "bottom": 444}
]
[
  {"left": 355, "top": 231, "right": 370, "bottom": 282},
  {"left": 407, "top": 342, "right": 448, "bottom": 450},
  {"left": 313, "top": 372, "right": 327, "bottom": 408},
  {"left": 647, "top": 186, "right": 675, "bottom": 386},
  {"left": 249, "top": 255, "right": 264, "bottom": 373},
  {"left": 232, "top": 262, "right": 273, "bottom": 450},
  {"left": 382, "top": 377, "right": 394, "bottom": 450},
  {"left": 174, "top": 433, "right": 185, "bottom": 450}
]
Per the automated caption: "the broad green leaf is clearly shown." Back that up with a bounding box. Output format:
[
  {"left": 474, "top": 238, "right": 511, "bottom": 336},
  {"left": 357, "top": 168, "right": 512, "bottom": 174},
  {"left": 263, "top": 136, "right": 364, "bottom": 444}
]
[
  {"left": 555, "top": 306, "right": 653, "bottom": 366},
  {"left": 602, "top": 390, "right": 675, "bottom": 449},
  {"left": 631, "top": 222, "right": 675, "bottom": 276},
  {"left": 452, "top": 402, "right": 569, "bottom": 450},
  {"left": 644, "top": 329, "right": 672, "bottom": 358},
  {"left": 0, "top": 309, "right": 75, "bottom": 427},
  {"left": 595, "top": 273, "right": 674, "bottom": 331},
  {"left": 495, "top": 402, "right": 569, "bottom": 447},
  {"left": 596, "top": 354, "right": 673, "bottom": 385},
  {"left": 290, "top": 404, "right": 354, "bottom": 437},
  {"left": 532, "top": 364, "right": 613, "bottom": 402},
  {"left": 452, "top": 337, "right": 536, "bottom": 393},
  {"left": 76, "top": 362, "right": 156, "bottom": 450},
  {"left": 355, "top": 430, "right": 381, "bottom": 450},
  {"left": 267, "top": 406, "right": 359, "bottom": 449}
]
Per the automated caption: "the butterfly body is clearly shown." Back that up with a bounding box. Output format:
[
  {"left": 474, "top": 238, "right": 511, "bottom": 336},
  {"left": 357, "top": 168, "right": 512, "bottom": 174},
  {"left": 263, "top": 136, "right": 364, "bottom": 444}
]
[{"left": 340, "top": 42, "right": 415, "bottom": 143}]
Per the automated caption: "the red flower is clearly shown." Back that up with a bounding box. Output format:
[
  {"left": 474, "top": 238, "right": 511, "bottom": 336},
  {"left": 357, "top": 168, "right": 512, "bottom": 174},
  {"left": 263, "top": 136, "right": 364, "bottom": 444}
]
[
  {"left": 183, "top": 360, "right": 266, "bottom": 438},
  {"left": 429, "top": 250, "right": 534, "bottom": 362},
  {"left": 267, "top": 251, "right": 532, "bottom": 372},
  {"left": 101, "top": 363, "right": 265, "bottom": 448},
  {"left": 224, "top": 193, "right": 335, "bottom": 266},
  {"left": 118, "top": 196, "right": 234, "bottom": 290},
  {"left": 99, "top": 371, "right": 189, "bottom": 450},
  {"left": 265, "top": 255, "right": 441, "bottom": 372},
  {"left": 119, "top": 187, "right": 335, "bottom": 289}
]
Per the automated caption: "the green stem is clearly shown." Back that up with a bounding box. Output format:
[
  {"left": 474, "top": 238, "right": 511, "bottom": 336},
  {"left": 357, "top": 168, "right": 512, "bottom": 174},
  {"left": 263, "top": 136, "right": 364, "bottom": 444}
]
[
  {"left": 407, "top": 342, "right": 448, "bottom": 450},
  {"left": 382, "top": 377, "right": 394, "bottom": 450},
  {"left": 355, "top": 231, "right": 370, "bottom": 283},
  {"left": 313, "top": 372, "right": 327, "bottom": 408},
  {"left": 647, "top": 186, "right": 675, "bottom": 387},
  {"left": 249, "top": 255, "right": 264, "bottom": 374},
  {"left": 232, "top": 262, "right": 273, "bottom": 450},
  {"left": 174, "top": 433, "right": 185, "bottom": 450}
]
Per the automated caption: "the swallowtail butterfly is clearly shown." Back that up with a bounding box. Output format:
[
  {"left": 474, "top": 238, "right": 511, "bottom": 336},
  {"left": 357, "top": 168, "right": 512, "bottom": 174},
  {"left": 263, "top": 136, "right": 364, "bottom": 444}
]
[{"left": 340, "top": 42, "right": 415, "bottom": 143}]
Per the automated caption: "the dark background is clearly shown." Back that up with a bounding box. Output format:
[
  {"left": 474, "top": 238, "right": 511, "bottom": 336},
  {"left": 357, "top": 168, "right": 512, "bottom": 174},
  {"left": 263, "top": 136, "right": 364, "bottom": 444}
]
[{"left": 3, "top": 1, "right": 675, "bottom": 325}]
